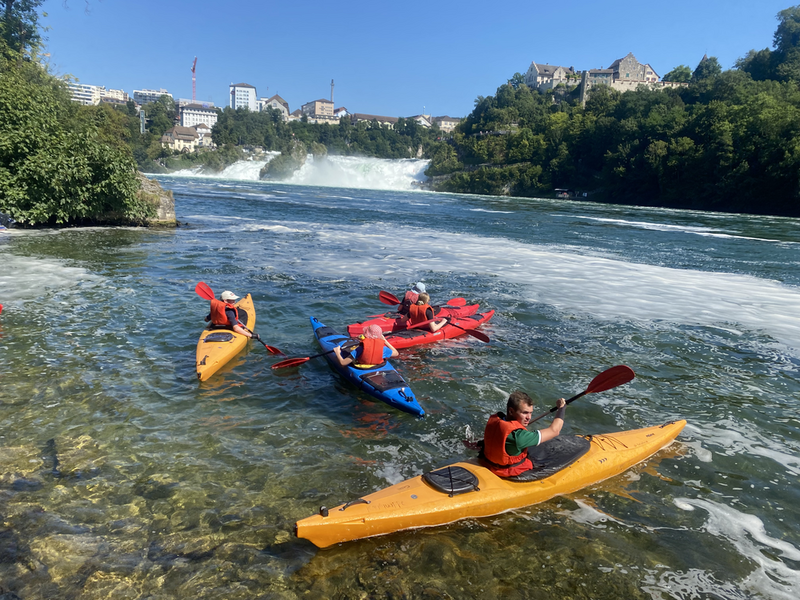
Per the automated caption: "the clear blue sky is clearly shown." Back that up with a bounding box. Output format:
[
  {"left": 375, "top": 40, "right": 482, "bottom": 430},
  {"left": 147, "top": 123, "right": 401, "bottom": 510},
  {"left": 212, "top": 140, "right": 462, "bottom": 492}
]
[{"left": 42, "top": 0, "right": 793, "bottom": 118}]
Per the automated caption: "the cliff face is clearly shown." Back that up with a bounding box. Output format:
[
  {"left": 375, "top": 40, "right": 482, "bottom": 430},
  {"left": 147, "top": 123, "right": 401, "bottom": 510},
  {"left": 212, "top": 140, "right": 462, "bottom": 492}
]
[{"left": 137, "top": 173, "right": 176, "bottom": 226}]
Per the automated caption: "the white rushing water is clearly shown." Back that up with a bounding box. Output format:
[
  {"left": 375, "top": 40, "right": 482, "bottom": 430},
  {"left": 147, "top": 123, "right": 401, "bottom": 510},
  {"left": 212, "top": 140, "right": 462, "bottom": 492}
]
[
  {"left": 182, "top": 214, "right": 800, "bottom": 353},
  {"left": 170, "top": 155, "right": 430, "bottom": 191}
]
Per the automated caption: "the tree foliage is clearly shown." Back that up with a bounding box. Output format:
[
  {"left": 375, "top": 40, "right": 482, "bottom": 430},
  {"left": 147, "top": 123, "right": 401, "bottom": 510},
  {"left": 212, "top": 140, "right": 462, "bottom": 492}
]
[
  {"left": 0, "top": 40, "right": 153, "bottom": 225},
  {"left": 426, "top": 9, "right": 800, "bottom": 217},
  {"left": 663, "top": 65, "right": 692, "bottom": 83},
  {"left": 209, "top": 107, "right": 450, "bottom": 161},
  {"left": 0, "top": 0, "right": 44, "bottom": 54}
]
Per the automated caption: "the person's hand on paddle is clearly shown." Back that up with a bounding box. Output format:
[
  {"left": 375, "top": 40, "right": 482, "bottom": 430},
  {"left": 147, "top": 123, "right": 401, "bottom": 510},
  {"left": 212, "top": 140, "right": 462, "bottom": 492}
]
[{"left": 252, "top": 332, "right": 261, "bottom": 342}]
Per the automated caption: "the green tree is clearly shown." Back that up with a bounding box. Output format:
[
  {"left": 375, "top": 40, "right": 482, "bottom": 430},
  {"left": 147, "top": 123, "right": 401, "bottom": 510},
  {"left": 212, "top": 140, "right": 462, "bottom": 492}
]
[
  {"left": 0, "top": 41, "right": 152, "bottom": 225},
  {"left": 692, "top": 56, "right": 722, "bottom": 82},
  {"left": 507, "top": 72, "right": 525, "bottom": 89},
  {"left": 0, "top": 0, "right": 44, "bottom": 54},
  {"left": 662, "top": 65, "right": 692, "bottom": 83}
]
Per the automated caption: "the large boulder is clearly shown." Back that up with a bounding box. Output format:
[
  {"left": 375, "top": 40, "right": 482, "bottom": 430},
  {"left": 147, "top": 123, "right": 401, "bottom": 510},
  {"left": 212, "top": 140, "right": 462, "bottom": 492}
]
[{"left": 137, "top": 173, "right": 176, "bottom": 226}]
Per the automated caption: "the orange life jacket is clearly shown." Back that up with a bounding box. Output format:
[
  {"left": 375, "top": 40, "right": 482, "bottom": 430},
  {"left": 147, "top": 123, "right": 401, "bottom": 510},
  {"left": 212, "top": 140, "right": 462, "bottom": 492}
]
[
  {"left": 480, "top": 413, "right": 533, "bottom": 477},
  {"left": 408, "top": 303, "right": 432, "bottom": 325},
  {"left": 209, "top": 298, "right": 239, "bottom": 328},
  {"left": 356, "top": 338, "right": 386, "bottom": 366}
]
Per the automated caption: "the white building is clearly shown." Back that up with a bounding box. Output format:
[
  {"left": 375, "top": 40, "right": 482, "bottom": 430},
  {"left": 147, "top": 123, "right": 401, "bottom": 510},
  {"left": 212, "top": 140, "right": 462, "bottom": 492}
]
[
  {"left": 432, "top": 115, "right": 461, "bottom": 133},
  {"left": 524, "top": 62, "right": 579, "bottom": 91},
  {"left": 257, "top": 94, "right": 290, "bottom": 120},
  {"left": 180, "top": 103, "right": 219, "bottom": 128},
  {"left": 229, "top": 83, "right": 257, "bottom": 110},
  {"left": 133, "top": 88, "right": 173, "bottom": 105},
  {"left": 67, "top": 82, "right": 106, "bottom": 105}
]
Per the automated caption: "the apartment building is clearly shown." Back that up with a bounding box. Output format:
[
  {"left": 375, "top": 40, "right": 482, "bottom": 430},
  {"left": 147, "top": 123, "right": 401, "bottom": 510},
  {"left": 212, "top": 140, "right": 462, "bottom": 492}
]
[
  {"left": 134, "top": 88, "right": 173, "bottom": 105},
  {"left": 301, "top": 98, "right": 337, "bottom": 123},
  {"left": 67, "top": 83, "right": 106, "bottom": 105},
  {"left": 229, "top": 83, "right": 257, "bottom": 110},
  {"left": 180, "top": 103, "right": 219, "bottom": 128}
]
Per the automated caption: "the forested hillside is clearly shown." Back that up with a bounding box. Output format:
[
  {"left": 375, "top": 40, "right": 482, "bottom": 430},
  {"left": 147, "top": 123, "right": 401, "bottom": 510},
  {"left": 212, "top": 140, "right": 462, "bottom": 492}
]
[{"left": 428, "top": 6, "right": 800, "bottom": 217}]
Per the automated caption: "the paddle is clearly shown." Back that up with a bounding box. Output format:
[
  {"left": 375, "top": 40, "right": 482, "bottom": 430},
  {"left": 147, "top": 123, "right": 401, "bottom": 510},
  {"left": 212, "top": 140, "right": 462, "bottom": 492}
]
[
  {"left": 272, "top": 340, "right": 360, "bottom": 370},
  {"left": 401, "top": 317, "right": 490, "bottom": 343},
  {"left": 194, "top": 281, "right": 284, "bottom": 355},
  {"left": 379, "top": 291, "right": 401, "bottom": 306},
  {"left": 529, "top": 365, "right": 636, "bottom": 424}
]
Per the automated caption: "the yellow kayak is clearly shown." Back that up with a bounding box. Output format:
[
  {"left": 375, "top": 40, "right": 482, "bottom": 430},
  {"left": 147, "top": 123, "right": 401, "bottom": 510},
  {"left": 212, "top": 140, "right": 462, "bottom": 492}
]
[
  {"left": 195, "top": 293, "right": 255, "bottom": 381},
  {"left": 295, "top": 419, "right": 686, "bottom": 548}
]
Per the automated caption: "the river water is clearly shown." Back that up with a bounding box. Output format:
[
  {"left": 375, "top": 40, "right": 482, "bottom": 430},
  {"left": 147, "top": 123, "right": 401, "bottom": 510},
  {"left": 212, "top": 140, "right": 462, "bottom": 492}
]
[{"left": 1, "top": 165, "right": 799, "bottom": 599}]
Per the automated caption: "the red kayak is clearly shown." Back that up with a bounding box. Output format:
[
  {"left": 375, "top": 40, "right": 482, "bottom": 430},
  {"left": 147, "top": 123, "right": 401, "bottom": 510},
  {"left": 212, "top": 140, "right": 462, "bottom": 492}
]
[
  {"left": 347, "top": 299, "right": 480, "bottom": 337},
  {"left": 384, "top": 310, "right": 494, "bottom": 349}
]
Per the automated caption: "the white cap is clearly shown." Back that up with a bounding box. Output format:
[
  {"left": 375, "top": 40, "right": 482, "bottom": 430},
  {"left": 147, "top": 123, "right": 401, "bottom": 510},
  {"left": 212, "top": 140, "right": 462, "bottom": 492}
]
[
  {"left": 412, "top": 282, "right": 426, "bottom": 294},
  {"left": 221, "top": 291, "right": 239, "bottom": 301}
]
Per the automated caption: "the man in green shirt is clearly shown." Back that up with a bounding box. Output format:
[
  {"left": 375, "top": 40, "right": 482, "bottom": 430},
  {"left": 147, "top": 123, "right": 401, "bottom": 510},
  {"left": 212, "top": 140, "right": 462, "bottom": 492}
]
[{"left": 471, "top": 391, "right": 566, "bottom": 477}]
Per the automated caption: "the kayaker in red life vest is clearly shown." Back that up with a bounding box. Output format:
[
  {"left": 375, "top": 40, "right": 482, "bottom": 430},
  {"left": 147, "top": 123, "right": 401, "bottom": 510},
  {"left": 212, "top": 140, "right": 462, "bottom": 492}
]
[
  {"left": 398, "top": 282, "right": 426, "bottom": 316},
  {"left": 467, "top": 391, "right": 566, "bottom": 478},
  {"left": 332, "top": 324, "right": 399, "bottom": 368},
  {"left": 405, "top": 292, "right": 447, "bottom": 333},
  {"left": 204, "top": 290, "right": 257, "bottom": 340}
]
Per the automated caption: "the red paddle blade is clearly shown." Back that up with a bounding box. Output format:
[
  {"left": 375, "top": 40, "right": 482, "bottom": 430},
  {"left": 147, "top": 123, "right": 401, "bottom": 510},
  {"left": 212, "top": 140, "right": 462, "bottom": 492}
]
[
  {"left": 271, "top": 357, "right": 312, "bottom": 369},
  {"left": 465, "top": 329, "right": 490, "bottom": 343},
  {"left": 379, "top": 291, "right": 400, "bottom": 305},
  {"left": 264, "top": 344, "right": 285, "bottom": 356},
  {"left": 195, "top": 281, "right": 215, "bottom": 300},
  {"left": 0, "top": 303, "right": 3, "bottom": 315},
  {"left": 446, "top": 298, "right": 467, "bottom": 306},
  {"left": 585, "top": 365, "right": 635, "bottom": 395}
]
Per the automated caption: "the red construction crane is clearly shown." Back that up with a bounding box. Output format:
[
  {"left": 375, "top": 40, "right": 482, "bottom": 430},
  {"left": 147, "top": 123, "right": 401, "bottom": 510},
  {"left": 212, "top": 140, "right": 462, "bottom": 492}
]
[{"left": 191, "top": 56, "right": 197, "bottom": 102}]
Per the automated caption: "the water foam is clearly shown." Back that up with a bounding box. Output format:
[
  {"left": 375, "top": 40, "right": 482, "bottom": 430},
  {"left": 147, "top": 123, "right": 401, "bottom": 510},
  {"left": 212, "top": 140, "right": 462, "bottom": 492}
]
[
  {"left": 670, "top": 497, "right": 800, "bottom": 600},
  {"left": 0, "top": 241, "right": 98, "bottom": 303},
  {"left": 232, "top": 218, "right": 800, "bottom": 351}
]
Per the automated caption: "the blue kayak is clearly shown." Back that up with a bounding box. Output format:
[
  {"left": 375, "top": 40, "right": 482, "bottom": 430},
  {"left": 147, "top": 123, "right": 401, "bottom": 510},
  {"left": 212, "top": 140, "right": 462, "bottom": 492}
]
[{"left": 310, "top": 316, "right": 425, "bottom": 417}]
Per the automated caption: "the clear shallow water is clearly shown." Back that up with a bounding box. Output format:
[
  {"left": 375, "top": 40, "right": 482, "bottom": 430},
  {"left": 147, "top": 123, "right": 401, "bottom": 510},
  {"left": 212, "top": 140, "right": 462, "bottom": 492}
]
[{"left": 1, "top": 175, "right": 799, "bottom": 599}]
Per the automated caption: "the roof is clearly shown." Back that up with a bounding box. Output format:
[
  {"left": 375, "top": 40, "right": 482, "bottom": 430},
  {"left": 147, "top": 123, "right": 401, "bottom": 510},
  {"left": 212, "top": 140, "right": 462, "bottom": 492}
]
[
  {"left": 164, "top": 126, "right": 198, "bottom": 141},
  {"left": 230, "top": 83, "right": 255, "bottom": 88},
  {"left": 608, "top": 52, "right": 639, "bottom": 70},
  {"left": 432, "top": 115, "right": 460, "bottom": 121},
  {"left": 530, "top": 62, "right": 575, "bottom": 77},
  {"left": 307, "top": 98, "right": 333, "bottom": 104}
]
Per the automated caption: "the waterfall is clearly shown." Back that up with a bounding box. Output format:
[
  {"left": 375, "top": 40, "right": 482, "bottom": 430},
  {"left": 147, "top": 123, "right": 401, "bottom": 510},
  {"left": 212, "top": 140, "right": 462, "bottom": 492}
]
[{"left": 168, "top": 154, "right": 430, "bottom": 191}]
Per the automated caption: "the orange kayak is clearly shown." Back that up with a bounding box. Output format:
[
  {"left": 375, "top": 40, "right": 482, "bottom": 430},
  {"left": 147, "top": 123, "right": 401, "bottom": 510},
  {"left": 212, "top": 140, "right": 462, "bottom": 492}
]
[
  {"left": 295, "top": 420, "right": 686, "bottom": 548},
  {"left": 195, "top": 293, "right": 255, "bottom": 381}
]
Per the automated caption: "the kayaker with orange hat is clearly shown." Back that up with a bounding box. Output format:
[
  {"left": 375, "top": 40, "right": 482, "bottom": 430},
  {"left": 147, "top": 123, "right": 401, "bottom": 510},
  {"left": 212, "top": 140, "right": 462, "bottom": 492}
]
[
  {"left": 332, "top": 324, "right": 399, "bottom": 368},
  {"left": 204, "top": 290, "right": 258, "bottom": 340}
]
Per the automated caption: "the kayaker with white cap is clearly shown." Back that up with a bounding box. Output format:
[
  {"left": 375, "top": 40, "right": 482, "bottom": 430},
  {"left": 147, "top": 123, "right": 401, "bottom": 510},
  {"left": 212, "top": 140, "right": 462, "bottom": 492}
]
[
  {"left": 204, "top": 290, "right": 257, "bottom": 340},
  {"left": 398, "top": 282, "right": 427, "bottom": 316}
]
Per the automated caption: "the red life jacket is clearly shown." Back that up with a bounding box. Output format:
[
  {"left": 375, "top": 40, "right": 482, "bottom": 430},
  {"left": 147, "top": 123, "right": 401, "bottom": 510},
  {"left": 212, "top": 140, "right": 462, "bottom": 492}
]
[
  {"left": 356, "top": 338, "right": 386, "bottom": 366},
  {"left": 209, "top": 299, "right": 239, "bottom": 328},
  {"left": 480, "top": 413, "right": 533, "bottom": 477},
  {"left": 408, "top": 303, "right": 432, "bottom": 325}
]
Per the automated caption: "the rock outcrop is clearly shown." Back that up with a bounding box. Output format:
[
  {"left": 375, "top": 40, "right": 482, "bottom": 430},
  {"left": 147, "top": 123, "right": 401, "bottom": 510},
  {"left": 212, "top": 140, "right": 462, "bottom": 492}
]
[{"left": 137, "top": 172, "right": 176, "bottom": 226}]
